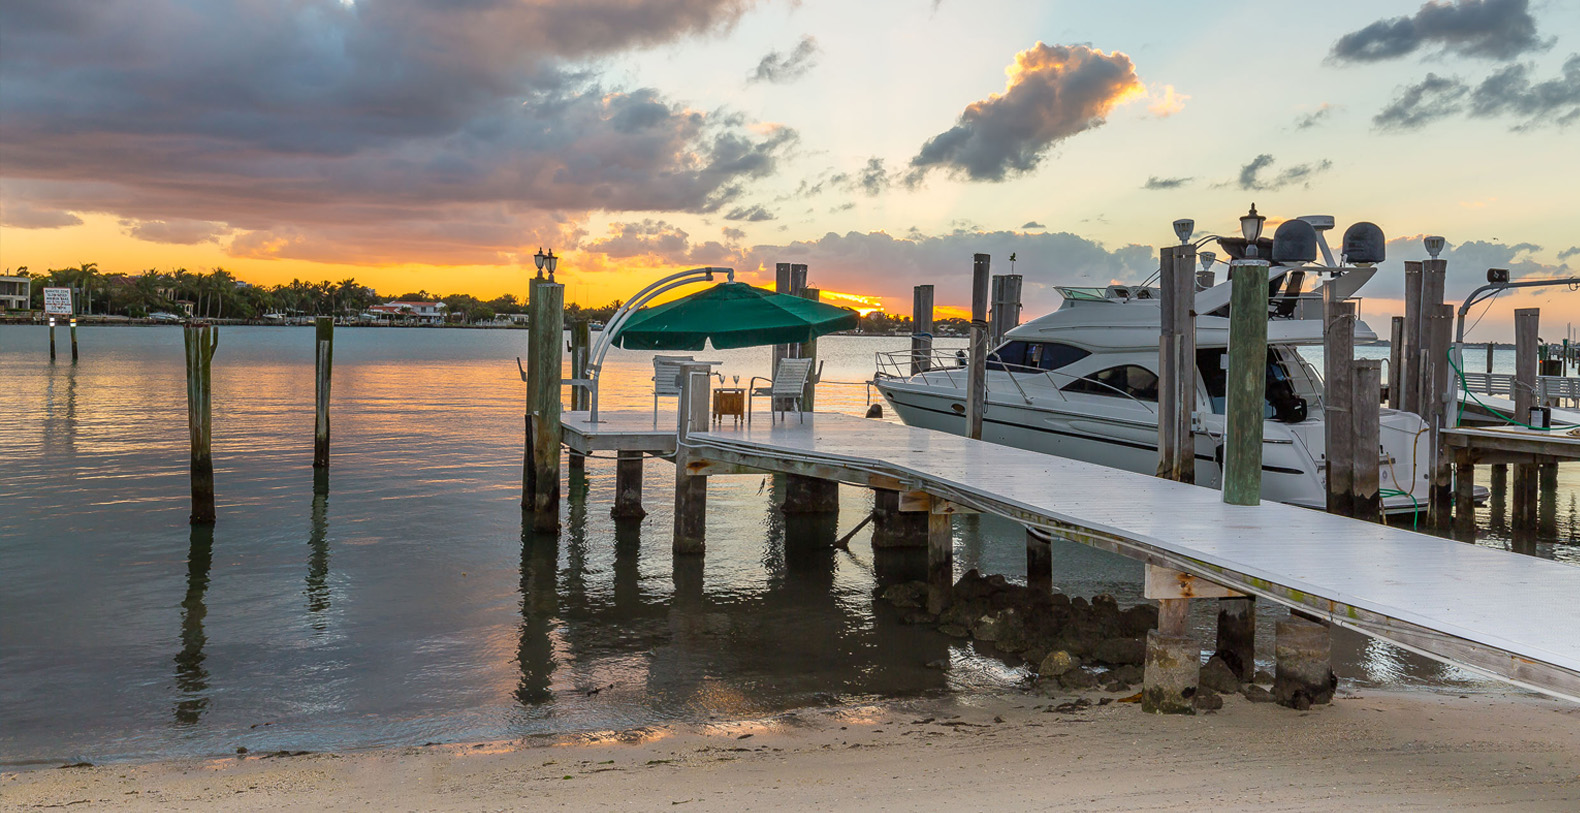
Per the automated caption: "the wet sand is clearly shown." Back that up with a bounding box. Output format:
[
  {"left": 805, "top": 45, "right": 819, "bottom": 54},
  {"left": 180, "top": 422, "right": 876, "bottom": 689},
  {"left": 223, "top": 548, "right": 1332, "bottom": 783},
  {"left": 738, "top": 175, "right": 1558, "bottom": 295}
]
[{"left": 6, "top": 688, "right": 1578, "bottom": 812}]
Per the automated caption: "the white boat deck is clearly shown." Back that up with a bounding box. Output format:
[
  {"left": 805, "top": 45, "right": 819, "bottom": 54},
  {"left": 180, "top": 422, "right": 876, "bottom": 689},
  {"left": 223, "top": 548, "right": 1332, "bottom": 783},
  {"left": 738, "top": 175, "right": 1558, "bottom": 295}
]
[{"left": 674, "top": 412, "right": 1580, "bottom": 702}]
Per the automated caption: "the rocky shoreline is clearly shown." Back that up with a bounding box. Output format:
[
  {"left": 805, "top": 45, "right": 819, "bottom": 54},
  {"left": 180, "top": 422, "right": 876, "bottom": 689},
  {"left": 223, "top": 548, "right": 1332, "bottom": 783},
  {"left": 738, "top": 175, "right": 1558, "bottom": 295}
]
[{"left": 878, "top": 569, "right": 1320, "bottom": 711}]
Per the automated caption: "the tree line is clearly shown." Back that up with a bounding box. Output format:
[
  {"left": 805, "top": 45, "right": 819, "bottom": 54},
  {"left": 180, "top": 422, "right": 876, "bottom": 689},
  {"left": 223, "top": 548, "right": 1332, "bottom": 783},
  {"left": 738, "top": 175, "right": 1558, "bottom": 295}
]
[{"left": 4, "top": 264, "right": 624, "bottom": 324}]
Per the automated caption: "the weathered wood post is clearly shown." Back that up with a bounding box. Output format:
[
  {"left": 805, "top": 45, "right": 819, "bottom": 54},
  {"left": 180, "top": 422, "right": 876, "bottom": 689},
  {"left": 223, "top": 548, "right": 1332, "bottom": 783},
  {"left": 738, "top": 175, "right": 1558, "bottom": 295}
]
[
  {"left": 522, "top": 276, "right": 541, "bottom": 509},
  {"left": 1144, "top": 591, "right": 1197, "bottom": 715},
  {"left": 313, "top": 317, "right": 334, "bottom": 468},
  {"left": 48, "top": 317, "right": 57, "bottom": 362},
  {"left": 965, "top": 254, "right": 990, "bottom": 440},
  {"left": 926, "top": 500, "right": 953, "bottom": 615},
  {"left": 1157, "top": 248, "right": 1180, "bottom": 480},
  {"left": 1352, "top": 360, "right": 1383, "bottom": 521},
  {"left": 612, "top": 451, "right": 647, "bottom": 520},
  {"left": 1420, "top": 259, "right": 1448, "bottom": 418},
  {"left": 911, "top": 285, "right": 934, "bottom": 374},
  {"left": 529, "top": 281, "right": 564, "bottom": 532},
  {"left": 795, "top": 284, "right": 822, "bottom": 411},
  {"left": 69, "top": 317, "right": 79, "bottom": 363},
  {"left": 871, "top": 488, "right": 926, "bottom": 548},
  {"left": 184, "top": 324, "right": 219, "bottom": 524},
  {"left": 1513, "top": 308, "right": 1540, "bottom": 528},
  {"left": 1223, "top": 260, "right": 1269, "bottom": 505},
  {"left": 1323, "top": 292, "right": 1356, "bottom": 516},
  {"left": 1025, "top": 529, "right": 1052, "bottom": 593},
  {"left": 673, "top": 362, "right": 711, "bottom": 554},
  {"left": 1275, "top": 614, "right": 1334, "bottom": 709},
  {"left": 989, "top": 274, "right": 1022, "bottom": 347},
  {"left": 567, "top": 319, "right": 591, "bottom": 476},
  {"left": 1388, "top": 316, "right": 1404, "bottom": 410},
  {"left": 772, "top": 262, "right": 794, "bottom": 375},
  {"left": 1454, "top": 447, "right": 1477, "bottom": 539},
  {"left": 1426, "top": 303, "right": 1455, "bottom": 528},
  {"left": 1214, "top": 596, "right": 1256, "bottom": 683}
]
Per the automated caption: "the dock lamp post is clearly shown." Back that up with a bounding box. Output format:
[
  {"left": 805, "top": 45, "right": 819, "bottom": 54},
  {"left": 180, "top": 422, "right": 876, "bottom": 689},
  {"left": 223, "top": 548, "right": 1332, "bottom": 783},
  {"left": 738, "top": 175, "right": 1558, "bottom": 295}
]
[
  {"left": 1223, "top": 204, "right": 1270, "bottom": 505},
  {"left": 534, "top": 247, "right": 558, "bottom": 282}
]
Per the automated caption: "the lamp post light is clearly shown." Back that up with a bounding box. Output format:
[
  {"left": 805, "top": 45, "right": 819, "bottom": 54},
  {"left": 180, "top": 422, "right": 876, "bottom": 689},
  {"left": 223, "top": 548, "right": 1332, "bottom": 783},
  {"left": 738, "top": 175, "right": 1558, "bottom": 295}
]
[
  {"left": 544, "top": 249, "right": 558, "bottom": 283},
  {"left": 1239, "top": 203, "right": 1266, "bottom": 259},
  {"left": 1423, "top": 235, "right": 1445, "bottom": 259},
  {"left": 533, "top": 247, "right": 548, "bottom": 280},
  {"left": 1173, "top": 218, "right": 1194, "bottom": 245}
]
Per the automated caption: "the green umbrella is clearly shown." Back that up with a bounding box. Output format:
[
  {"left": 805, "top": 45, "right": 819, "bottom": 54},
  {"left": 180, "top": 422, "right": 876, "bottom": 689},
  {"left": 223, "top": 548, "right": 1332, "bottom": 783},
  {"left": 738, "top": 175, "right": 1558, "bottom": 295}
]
[{"left": 612, "top": 282, "right": 860, "bottom": 351}]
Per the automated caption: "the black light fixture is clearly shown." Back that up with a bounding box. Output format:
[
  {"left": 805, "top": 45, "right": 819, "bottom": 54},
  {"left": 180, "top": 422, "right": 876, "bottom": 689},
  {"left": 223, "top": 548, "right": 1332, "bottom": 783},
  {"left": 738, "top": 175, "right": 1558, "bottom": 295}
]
[
  {"left": 544, "top": 249, "right": 558, "bottom": 282},
  {"left": 533, "top": 247, "right": 548, "bottom": 279},
  {"left": 1239, "top": 204, "right": 1265, "bottom": 255},
  {"left": 1487, "top": 268, "right": 1510, "bottom": 284}
]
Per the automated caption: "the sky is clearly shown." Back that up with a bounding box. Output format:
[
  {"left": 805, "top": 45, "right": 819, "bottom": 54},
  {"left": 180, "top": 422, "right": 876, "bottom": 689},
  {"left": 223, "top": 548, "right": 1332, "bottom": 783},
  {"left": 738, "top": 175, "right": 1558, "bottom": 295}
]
[{"left": 2, "top": 0, "right": 1578, "bottom": 338}]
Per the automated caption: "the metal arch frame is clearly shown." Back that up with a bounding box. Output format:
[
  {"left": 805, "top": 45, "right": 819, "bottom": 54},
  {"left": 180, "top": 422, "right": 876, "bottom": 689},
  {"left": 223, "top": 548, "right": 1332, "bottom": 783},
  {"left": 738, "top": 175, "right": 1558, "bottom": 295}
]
[
  {"left": 581, "top": 266, "right": 735, "bottom": 423},
  {"left": 1448, "top": 276, "right": 1580, "bottom": 428}
]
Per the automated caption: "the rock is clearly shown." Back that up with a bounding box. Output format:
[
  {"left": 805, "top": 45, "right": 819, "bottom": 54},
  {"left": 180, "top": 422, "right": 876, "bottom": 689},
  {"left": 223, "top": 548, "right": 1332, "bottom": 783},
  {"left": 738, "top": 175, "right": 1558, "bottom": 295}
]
[
  {"left": 1118, "top": 605, "right": 1160, "bottom": 637},
  {"left": 1103, "top": 680, "right": 1129, "bottom": 693},
  {"left": 1038, "top": 650, "right": 1077, "bottom": 677},
  {"left": 899, "top": 609, "right": 936, "bottom": 625},
  {"left": 925, "top": 659, "right": 949, "bottom": 670},
  {"left": 1194, "top": 689, "right": 1224, "bottom": 711},
  {"left": 1020, "top": 648, "right": 1049, "bottom": 669},
  {"left": 1048, "top": 593, "right": 1072, "bottom": 610},
  {"left": 972, "top": 614, "right": 1006, "bottom": 642},
  {"left": 1058, "top": 668, "right": 1099, "bottom": 690},
  {"left": 1288, "top": 691, "right": 1313, "bottom": 711},
  {"left": 1200, "top": 655, "right": 1242, "bottom": 694},
  {"left": 1070, "top": 596, "right": 1090, "bottom": 612},
  {"left": 881, "top": 582, "right": 927, "bottom": 609},
  {"left": 938, "top": 624, "right": 970, "bottom": 638},
  {"left": 1254, "top": 670, "right": 1275, "bottom": 685},
  {"left": 1090, "top": 637, "right": 1146, "bottom": 666},
  {"left": 1107, "top": 664, "right": 1144, "bottom": 685},
  {"left": 1242, "top": 684, "right": 1275, "bottom": 703}
]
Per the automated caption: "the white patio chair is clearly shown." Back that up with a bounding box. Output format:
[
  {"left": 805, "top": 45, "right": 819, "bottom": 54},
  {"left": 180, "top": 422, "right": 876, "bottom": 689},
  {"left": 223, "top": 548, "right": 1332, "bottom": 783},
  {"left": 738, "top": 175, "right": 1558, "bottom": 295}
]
[
  {"left": 652, "top": 355, "right": 694, "bottom": 420},
  {"left": 748, "top": 357, "right": 815, "bottom": 424}
]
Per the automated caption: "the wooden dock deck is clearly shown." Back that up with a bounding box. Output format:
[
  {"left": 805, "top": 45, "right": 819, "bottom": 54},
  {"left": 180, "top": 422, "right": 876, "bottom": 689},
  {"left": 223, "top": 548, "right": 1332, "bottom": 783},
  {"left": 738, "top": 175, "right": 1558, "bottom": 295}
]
[{"left": 655, "top": 412, "right": 1580, "bottom": 702}]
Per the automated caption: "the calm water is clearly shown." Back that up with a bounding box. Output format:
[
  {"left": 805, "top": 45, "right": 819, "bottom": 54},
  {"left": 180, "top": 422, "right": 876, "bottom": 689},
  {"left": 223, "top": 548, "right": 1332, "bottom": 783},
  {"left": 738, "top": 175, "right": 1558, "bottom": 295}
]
[{"left": 1, "top": 326, "right": 1574, "bottom": 769}]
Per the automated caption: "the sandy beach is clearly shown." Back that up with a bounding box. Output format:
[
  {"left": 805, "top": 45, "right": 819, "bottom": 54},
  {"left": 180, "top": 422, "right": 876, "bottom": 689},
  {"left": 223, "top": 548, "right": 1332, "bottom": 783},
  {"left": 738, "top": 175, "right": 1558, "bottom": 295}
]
[{"left": 6, "top": 687, "right": 1578, "bottom": 812}]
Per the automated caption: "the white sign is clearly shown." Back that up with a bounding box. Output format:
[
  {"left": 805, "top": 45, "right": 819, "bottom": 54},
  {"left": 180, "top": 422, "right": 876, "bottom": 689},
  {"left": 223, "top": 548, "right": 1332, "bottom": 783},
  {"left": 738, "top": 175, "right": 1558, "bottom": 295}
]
[{"left": 43, "top": 287, "right": 73, "bottom": 316}]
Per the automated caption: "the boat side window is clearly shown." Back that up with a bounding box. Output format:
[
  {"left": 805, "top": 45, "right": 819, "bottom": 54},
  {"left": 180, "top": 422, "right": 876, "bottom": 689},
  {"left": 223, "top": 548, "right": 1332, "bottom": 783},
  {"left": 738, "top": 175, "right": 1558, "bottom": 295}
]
[
  {"left": 1198, "top": 348, "right": 1228, "bottom": 414},
  {"left": 986, "top": 341, "right": 1029, "bottom": 371},
  {"left": 1028, "top": 342, "right": 1090, "bottom": 371},
  {"left": 1061, "top": 365, "right": 1159, "bottom": 401},
  {"left": 1194, "top": 348, "right": 1308, "bottom": 422}
]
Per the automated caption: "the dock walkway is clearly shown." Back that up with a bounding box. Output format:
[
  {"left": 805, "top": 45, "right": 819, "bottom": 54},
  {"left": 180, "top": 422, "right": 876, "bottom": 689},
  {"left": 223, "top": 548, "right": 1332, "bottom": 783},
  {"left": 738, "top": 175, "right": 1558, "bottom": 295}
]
[{"left": 674, "top": 413, "right": 1580, "bottom": 701}]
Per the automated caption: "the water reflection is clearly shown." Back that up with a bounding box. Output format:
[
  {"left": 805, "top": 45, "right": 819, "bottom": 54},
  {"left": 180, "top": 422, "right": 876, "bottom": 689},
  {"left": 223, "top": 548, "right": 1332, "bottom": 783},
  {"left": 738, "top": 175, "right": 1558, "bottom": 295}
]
[
  {"left": 173, "top": 524, "right": 214, "bottom": 726},
  {"left": 305, "top": 470, "right": 331, "bottom": 628},
  {"left": 517, "top": 517, "right": 558, "bottom": 707}
]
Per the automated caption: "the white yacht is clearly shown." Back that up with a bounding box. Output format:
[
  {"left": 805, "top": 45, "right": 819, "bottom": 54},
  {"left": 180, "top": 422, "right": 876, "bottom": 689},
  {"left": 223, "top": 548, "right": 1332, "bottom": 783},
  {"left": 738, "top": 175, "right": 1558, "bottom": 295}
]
[{"left": 873, "top": 224, "right": 1442, "bottom": 516}]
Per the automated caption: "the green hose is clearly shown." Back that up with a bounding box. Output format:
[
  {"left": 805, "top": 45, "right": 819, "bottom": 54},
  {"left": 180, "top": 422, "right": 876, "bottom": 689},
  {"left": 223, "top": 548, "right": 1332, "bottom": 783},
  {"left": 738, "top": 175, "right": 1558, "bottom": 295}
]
[
  {"left": 1447, "top": 348, "right": 1577, "bottom": 431},
  {"left": 1379, "top": 488, "right": 1419, "bottom": 529}
]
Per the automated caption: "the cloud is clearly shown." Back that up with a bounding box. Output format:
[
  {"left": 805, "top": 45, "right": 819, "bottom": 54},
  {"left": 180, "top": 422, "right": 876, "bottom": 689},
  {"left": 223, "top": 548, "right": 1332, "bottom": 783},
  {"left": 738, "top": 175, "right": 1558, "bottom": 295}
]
[
  {"left": 909, "top": 43, "right": 1144, "bottom": 182},
  {"left": 1236, "top": 154, "right": 1333, "bottom": 191},
  {"left": 1143, "top": 176, "right": 1192, "bottom": 190},
  {"left": 121, "top": 218, "right": 233, "bottom": 245},
  {"left": 0, "top": 0, "right": 789, "bottom": 266},
  {"left": 1022, "top": 221, "right": 1045, "bottom": 229},
  {"left": 1373, "top": 56, "right": 1580, "bottom": 130},
  {"left": 1558, "top": 246, "right": 1580, "bottom": 261},
  {"left": 722, "top": 226, "right": 746, "bottom": 240},
  {"left": 852, "top": 158, "right": 892, "bottom": 196},
  {"left": 1362, "top": 236, "right": 1555, "bottom": 302},
  {"left": 1330, "top": 0, "right": 1546, "bottom": 63},
  {"left": 585, "top": 220, "right": 692, "bottom": 259},
  {"left": 1293, "top": 104, "right": 1337, "bottom": 129},
  {"left": 749, "top": 35, "right": 820, "bottom": 84},
  {"left": 0, "top": 199, "right": 82, "bottom": 228},
  {"left": 724, "top": 204, "right": 775, "bottom": 221},
  {"left": 1147, "top": 85, "right": 1188, "bottom": 118}
]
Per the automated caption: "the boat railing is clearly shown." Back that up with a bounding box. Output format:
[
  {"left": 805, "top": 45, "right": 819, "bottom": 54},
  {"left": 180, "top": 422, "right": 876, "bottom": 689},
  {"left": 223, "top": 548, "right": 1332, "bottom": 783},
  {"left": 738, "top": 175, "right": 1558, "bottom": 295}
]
[{"left": 874, "top": 349, "right": 1159, "bottom": 415}]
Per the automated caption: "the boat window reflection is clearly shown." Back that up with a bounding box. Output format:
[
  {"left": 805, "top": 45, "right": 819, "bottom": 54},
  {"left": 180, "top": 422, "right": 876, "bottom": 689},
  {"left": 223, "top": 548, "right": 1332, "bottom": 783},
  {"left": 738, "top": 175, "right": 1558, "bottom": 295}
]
[{"left": 1060, "top": 364, "right": 1159, "bottom": 401}]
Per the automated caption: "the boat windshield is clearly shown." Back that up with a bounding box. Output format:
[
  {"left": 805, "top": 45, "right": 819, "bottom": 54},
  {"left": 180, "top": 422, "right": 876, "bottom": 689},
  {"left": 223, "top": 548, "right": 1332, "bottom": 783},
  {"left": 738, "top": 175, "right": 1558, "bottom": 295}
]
[
  {"left": 1055, "top": 287, "right": 1110, "bottom": 302},
  {"left": 1197, "top": 348, "right": 1310, "bottom": 422}
]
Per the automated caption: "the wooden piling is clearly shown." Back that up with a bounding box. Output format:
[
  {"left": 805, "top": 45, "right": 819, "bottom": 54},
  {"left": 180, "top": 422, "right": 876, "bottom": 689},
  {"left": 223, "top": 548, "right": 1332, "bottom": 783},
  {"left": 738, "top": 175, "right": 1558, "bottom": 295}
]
[
  {"left": 1426, "top": 304, "right": 1455, "bottom": 528},
  {"left": 926, "top": 503, "right": 953, "bottom": 615},
  {"left": 612, "top": 450, "right": 647, "bottom": 519},
  {"left": 783, "top": 475, "right": 839, "bottom": 514},
  {"left": 1214, "top": 597, "right": 1256, "bottom": 682},
  {"left": 1400, "top": 261, "right": 1423, "bottom": 414},
  {"left": 989, "top": 274, "right": 1022, "bottom": 347},
  {"left": 673, "top": 362, "right": 711, "bottom": 554},
  {"left": 523, "top": 277, "right": 541, "bottom": 509},
  {"left": 1172, "top": 249, "right": 1197, "bottom": 485},
  {"left": 871, "top": 489, "right": 926, "bottom": 548},
  {"left": 965, "top": 254, "right": 990, "bottom": 441},
  {"left": 1420, "top": 259, "right": 1447, "bottom": 420},
  {"left": 773, "top": 262, "right": 794, "bottom": 374},
  {"left": 1025, "top": 529, "right": 1052, "bottom": 592},
  {"left": 1323, "top": 293, "right": 1356, "bottom": 517},
  {"left": 1388, "top": 316, "right": 1404, "bottom": 410},
  {"left": 529, "top": 281, "right": 564, "bottom": 531},
  {"left": 795, "top": 285, "right": 821, "bottom": 411},
  {"left": 313, "top": 317, "right": 334, "bottom": 468},
  {"left": 1454, "top": 450, "right": 1477, "bottom": 539},
  {"left": 911, "top": 285, "right": 935, "bottom": 374},
  {"left": 568, "top": 319, "right": 591, "bottom": 475},
  {"left": 1157, "top": 248, "right": 1180, "bottom": 480},
  {"left": 1352, "top": 359, "right": 1383, "bottom": 521},
  {"left": 69, "top": 318, "right": 79, "bottom": 363},
  {"left": 1487, "top": 342, "right": 1496, "bottom": 374},
  {"left": 49, "top": 318, "right": 57, "bottom": 362},
  {"left": 1513, "top": 308, "right": 1540, "bottom": 527},
  {"left": 1144, "top": 598, "right": 1197, "bottom": 715},
  {"left": 1274, "top": 615, "right": 1334, "bottom": 708},
  {"left": 1223, "top": 261, "right": 1269, "bottom": 506},
  {"left": 184, "top": 324, "right": 219, "bottom": 524}
]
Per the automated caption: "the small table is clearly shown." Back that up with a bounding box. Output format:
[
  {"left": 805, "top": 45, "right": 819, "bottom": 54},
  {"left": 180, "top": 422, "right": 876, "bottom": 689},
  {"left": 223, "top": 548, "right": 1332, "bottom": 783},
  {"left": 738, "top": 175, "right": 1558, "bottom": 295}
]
[{"left": 712, "top": 388, "right": 746, "bottom": 426}]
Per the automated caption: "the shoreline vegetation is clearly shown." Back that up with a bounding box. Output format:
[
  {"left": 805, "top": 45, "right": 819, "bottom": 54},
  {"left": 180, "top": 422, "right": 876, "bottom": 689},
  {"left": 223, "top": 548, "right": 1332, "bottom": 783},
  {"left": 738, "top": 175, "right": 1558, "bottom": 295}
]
[{"left": 4, "top": 688, "right": 1576, "bottom": 810}]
